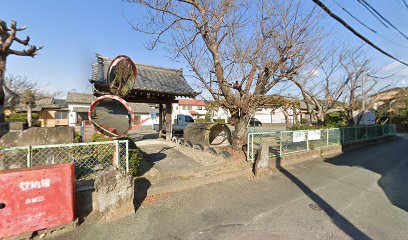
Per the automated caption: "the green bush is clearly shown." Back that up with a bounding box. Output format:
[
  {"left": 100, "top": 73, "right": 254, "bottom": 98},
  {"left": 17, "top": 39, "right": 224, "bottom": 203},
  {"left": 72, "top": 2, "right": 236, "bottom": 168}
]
[
  {"left": 195, "top": 118, "right": 210, "bottom": 123},
  {"left": 32, "top": 113, "right": 39, "bottom": 120},
  {"left": 6, "top": 112, "right": 39, "bottom": 122},
  {"left": 91, "top": 133, "right": 111, "bottom": 142},
  {"left": 325, "top": 112, "right": 347, "bottom": 128},
  {"left": 90, "top": 134, "right": 143, "bottom": 176},
  {"left": 6, "top": 113, "right": 27, "bottom": 122},
  {"left": 213, "top": 119, "right": 226, "bottom": 124},
  {"left": 289, "top": 124, "right": 325, "bottom": 130},
  {"left": 74, "top": 132, "right": 82, "bottom": 143},
  {"left": 128, "top": 148, "right": 142, "bottom": 176}
]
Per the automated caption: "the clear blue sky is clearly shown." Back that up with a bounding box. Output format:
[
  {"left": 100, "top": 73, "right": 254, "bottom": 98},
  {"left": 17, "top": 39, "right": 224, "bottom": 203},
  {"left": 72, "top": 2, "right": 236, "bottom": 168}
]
[{"left": 2, "top": 0, "right": 408, "bottom": 97}]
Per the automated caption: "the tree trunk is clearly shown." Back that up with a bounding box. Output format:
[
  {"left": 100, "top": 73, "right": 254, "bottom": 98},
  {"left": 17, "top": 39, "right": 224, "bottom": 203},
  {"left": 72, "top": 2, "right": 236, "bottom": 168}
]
[
  {"left": 281, "top": 108, "right": 291, "bottom": 129},
  {"left": 0, "top": 54, "right": 6, "bottom": 123},
  {"left": 293, "top": 108, "right": 300, "bottom": 125},
  {"left": 317, "top": 108, "right": 325, "bottom": 124},
  {"left": 27, "top": 104, "right": 32, "bottom": 127},
  {"left": 231, "top": 112, "right": 250, "bottom": 150},
  {"left": 343, "top": 108, "right": 354, "bottom": 125}
]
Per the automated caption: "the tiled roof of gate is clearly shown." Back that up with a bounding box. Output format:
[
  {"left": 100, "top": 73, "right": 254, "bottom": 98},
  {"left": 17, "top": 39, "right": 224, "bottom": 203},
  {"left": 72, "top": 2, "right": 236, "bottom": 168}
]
[{"left": 91, "top": 55, "right": 197, "bottom": 97}]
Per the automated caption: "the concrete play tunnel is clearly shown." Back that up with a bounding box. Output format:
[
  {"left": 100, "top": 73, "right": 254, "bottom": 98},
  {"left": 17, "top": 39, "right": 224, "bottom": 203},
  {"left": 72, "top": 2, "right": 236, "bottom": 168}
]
[{"left": 183, "top": 123, "right": 232, "bottom": 147}]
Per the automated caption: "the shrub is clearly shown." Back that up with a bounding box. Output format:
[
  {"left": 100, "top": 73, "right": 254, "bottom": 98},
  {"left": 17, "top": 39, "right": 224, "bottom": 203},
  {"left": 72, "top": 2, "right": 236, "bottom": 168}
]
[
  {"left": 32, "top": 113, "right": 39, "bottom": 120},
  {"left": 325, "top": 112, "right": 347, "bottom": 128},
  {"left": 195, "top": 118, "right": 210, "bottom": 123},
  {"left": 91, "top": 133, "right": 111, "bottom": 142},
  {"left": 6, "top": 112, "right": 27, "bottom": 122},
  {"left": 128, "top": 148, "right": 142, "bottom": 176},
  {"left": 213, "top": 119, "right": 226, "bottom": 124},
  {"left": 90, "top": 134, "right": 143, "bottom": 176},
  {"left": 289, "top": 124, "right": 325, "bottom": 130},
  {"left": 74, "top": 132, "right": 82, "bottom": 143}
]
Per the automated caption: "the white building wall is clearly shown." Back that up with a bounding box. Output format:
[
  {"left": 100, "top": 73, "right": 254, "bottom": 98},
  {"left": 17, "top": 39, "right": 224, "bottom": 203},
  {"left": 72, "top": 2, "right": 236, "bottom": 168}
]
[
  {"left": 213, "top": 107, "right": 229, "bottom": 122},
  {"left": 67, "top": 103, "right": 91, "bottom": 126},
  {"left": 253, "top": 107, "right": 298, "bottom": 124},
  {"left": 172, "top": 103, "right": 207, "bottom": 120},
  {"left": 171, "top": 103, "right": 230, "bottom": 122},
  {"left": 138, "top": 113, "right": 153, "bottom": 126}
]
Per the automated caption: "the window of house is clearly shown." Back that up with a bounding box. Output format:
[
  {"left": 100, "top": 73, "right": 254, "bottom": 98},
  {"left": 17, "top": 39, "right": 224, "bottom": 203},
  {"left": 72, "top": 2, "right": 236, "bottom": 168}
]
[
  {"left": 55, "top": 111, "right": 68, "bottom": 119},
  {"left": 77, "top": 112, "right": 88, "bottom": 121},
  {"left": 185, "top": 115, "right": 194, "bottom": 123},
  {"left": 197, "top": 106, "right": 202, "bottom": 110},
  {"left": 183, "top": 106, "right": 189, "bottom": 110}
]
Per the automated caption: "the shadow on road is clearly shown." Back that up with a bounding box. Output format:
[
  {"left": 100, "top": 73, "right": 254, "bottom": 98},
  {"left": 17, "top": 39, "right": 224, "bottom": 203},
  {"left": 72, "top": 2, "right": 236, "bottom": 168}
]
[
  {"left": 133, "top": 177, "right": 151, "bottom": 212},
  {"left": 325, "top": 135, "right": 408, "bottom": 212},
  {"left": 273, "top": 149, "right": 372, "bottom": 239},
  {"left": 134, "top": 147, "right": 168, "bottom": 176}
]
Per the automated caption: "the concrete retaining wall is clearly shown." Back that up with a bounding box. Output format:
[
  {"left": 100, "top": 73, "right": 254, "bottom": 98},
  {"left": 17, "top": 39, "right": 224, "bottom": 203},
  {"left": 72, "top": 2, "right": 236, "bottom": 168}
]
[
  {"left": 75, "top": 169, "right": 139, "bottom": 222},
  {"left": 0, "top": 127, "right": 75, "bottom": 147}
]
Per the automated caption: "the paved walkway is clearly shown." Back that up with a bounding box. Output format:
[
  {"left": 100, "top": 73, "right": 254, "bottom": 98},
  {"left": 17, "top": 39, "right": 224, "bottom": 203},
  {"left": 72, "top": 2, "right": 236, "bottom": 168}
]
[{"left": 52, "top": 134, "right": 408, "bottom": 240}]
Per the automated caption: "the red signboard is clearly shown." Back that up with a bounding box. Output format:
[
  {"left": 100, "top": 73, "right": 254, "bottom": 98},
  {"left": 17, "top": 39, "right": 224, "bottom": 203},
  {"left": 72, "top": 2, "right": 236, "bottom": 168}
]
[{"left": 0, "top": 163, "right": 75, "bottom": 238}]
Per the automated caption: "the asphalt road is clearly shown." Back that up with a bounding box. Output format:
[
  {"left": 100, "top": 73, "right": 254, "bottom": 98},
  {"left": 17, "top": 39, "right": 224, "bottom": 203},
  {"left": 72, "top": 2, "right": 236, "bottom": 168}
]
[{"left": 52, "top": 134, "right": 408, "bottom": 240}]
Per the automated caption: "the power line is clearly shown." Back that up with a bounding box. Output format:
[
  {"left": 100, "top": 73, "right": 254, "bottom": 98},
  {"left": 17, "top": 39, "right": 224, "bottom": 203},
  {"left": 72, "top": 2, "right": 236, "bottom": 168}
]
[
  {"left": 355, "top": 0, "right": 389, "bottom": 28},
  {"left": 402, "top": 0, "right": 408, "bottom": 9},
  {"left": 332, "top": 0, "right": 376, "bottom": 33},
  {"left": 367, "top": 73, "right": 396, "bottom": 79},
  {"left": 331, "top": 0, "right": 408, "bottom": 48},
  {"left": 357, "top": 0, "right": 408, "bottom": 41},
  {"left": 311, "top": 0, "right": 408, "bottom": 67}
]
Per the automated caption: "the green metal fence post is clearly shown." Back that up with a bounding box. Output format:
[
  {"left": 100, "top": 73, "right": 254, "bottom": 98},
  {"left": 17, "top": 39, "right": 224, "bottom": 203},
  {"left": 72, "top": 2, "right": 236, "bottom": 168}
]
[
  {"left": 326, "top": 129, "right": 329, "bottom": 147},
  {"left": 114, "top": 140, "right": 120, "bottom": 167},
  {"left": 125, "top": 140, "right": 129, "bottom": 173},
  {"left": 354, "top": 127, "right": 357, "bottom": 142},
  {"left": 306, "top": 131, "right": 309, "bottom": 151},
  {"left": 365, "top": 126, "right": 368, "bottom": 141},
  {"left": 247, "top": 134, "right": 250, "bottom": 161},
  {"left": 279, "top": 131, "right": 283, "bottom": 156},
  {"left": 251, "top": 133, "right": 254, "bottom": 161},
  {"left": 27, "top": 146, "right": 32, "bottom": 167}
]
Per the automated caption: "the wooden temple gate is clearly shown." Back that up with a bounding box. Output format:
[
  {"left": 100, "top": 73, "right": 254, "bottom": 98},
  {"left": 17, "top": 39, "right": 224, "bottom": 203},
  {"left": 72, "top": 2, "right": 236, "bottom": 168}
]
[{"left": 90, "top": 54, "right": 197, "bottom": 141}]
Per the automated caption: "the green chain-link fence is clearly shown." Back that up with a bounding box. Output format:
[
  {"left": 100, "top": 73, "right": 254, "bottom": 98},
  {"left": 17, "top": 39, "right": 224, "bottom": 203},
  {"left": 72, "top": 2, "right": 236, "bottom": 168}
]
[
  {"left": 0, "top": 140, "right": 129, "bottom": 179},
  {"left": 247, "top": 124, "right": 396, "bottom": 161}
]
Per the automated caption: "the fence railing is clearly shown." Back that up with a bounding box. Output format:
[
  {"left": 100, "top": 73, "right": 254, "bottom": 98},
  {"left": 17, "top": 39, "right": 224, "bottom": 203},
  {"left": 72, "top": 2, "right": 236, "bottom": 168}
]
[
  {"left": 247, "top": 124, "right": 396, "bottom": 162},
  {"left": 0, "top": 140, "right": 129, "bottom": 180}
]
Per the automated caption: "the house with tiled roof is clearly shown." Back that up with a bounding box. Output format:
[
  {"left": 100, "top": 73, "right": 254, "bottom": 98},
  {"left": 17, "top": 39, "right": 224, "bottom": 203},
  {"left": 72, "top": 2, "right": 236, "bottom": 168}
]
[
  {"left": 173, "top": 99, "right": 207, "bottom": 119},
  {"left": 5, "top": 97, "right": 69, "bottom": 127},
  {"left": 170, "top": 99, "right": 230, "bottom": 123},
  {"left": 65, "top": 92, "right": 96, "bottom": 126},
  {"left": 66, "top": 92, "right": 155, "bottom": 127}
]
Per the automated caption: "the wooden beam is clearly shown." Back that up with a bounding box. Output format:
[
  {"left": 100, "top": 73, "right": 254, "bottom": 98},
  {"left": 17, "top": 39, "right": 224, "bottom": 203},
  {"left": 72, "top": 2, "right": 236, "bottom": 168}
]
[
  {"left": 159, "top": 104, "right": 163, "bottom": 138},
  {"left": 165, "top": 102, "right": 173, "bottom": 141}
]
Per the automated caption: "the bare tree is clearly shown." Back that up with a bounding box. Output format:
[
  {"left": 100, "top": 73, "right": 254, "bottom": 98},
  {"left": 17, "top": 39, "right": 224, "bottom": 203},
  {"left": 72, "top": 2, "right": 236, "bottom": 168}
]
[
  {"left": 289, "top": 45, "right": 350, "bottom": 123},
  {"left": 290, "top": 45, "right": 393, "bottom": 125},
  {"left": 5, "top": 75, "right": 55, "bottom": 127},
  {"left": 128, "top": 0, "right": 322, "bottom": 148},
  {"left": 0, "top": 19, "right": 42, "bottom": 124}
]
